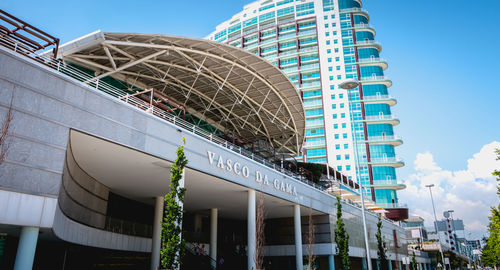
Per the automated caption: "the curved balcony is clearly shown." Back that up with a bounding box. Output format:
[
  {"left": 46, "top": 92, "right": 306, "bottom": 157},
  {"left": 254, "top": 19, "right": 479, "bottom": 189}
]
[
  {"left": 360, "top": 94, "right": 396, "bottom": 106},
  {"left": 352, "top": 23, "right": 376, "bottom": 35},
  {"left": 360, "top": 75, "right": 392, "bottom": 87},
  {"left": 361, "top": 135, "right": 403, "bottom": 146},
  {"left": 339, "top": 8, "right": 370, "bottom": 20},
  {"left": 356, "top": 114, "right": 400, "bottom": 125},
  {"left": 366, "top": 179, "right": 406, "bottom": 190},
  {"left": 366, "top": 156, "right": 405, "bottom": 168},
  {"left": 355, "top": 40, "right": 382, "bottom": 52},
  {"left": 357, "top": 57, "right": 388, "bottom": 69}
]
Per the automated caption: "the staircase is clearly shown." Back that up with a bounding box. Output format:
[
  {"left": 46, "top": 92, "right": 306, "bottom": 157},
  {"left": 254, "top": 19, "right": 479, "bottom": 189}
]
[{"left": 182, "top": 244, "right": 216, "bottom": 270}]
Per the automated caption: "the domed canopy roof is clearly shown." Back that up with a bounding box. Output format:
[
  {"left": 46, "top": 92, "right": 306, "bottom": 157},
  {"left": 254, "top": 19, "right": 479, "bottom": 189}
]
[{"left": 58, "top": 31, "right": 305, "bottom": 155}]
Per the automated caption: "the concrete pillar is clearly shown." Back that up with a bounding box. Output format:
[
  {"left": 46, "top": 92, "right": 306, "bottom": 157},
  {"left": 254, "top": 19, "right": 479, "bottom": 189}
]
[
  {"left": 294, "top": 204, "right": 303, "bottom": 270},
  {"left": 328, "top": 255, "right": 335, "bottom": 270},
  {"left": 13, "top": 226, "right": 39, "bottom": 270},
  {"left": 388, "top": 260, "right": 393, "bottom": 270},
  {"left": 362, "top": 258, "right": 368, "bottom": 270},
  {"left": 151, "top": 196, "right": 164, "bottom": 270},
  {"left": 248, "top": 190, "right": 256, "bottom": 270},
  {"left": 210, "top": 208, "right": 218, "bottom": 268}
]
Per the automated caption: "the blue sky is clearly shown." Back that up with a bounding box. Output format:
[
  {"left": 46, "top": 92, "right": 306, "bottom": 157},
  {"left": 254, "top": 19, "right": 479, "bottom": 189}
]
[{"left": 2, "top": 0, "right": 499, "bottom": 236}]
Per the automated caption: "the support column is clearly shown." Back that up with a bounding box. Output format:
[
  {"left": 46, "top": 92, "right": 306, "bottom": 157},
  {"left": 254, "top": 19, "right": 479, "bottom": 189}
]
[
  {"left": 151, "top": 196, "right": 164, "bottom": 270},
  {"left": 388, "top": 260, "right": 393, "bottom": 270},
  {"left": 248, "top": 190, "right": 256, "bottom": 270},
  {"left": 398, "top": 261, "right": 402, "bottom": 270},
  {"left": 328, "top": 255, "right": 335, "bottom": 270},
  {"left": 294, "top": 204, "right": 303, "bottom": 270},
  {"left": 13, "top": 226, "right": 39, "bottom": 270},
  {"left": 210, "top": 208, "right": 218, "bottom": 268}
]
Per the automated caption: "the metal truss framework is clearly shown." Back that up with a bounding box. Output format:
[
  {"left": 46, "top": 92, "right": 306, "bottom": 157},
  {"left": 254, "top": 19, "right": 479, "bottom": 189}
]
[{"left": 58, "top": 32, "right": 305, "bottom": 155}]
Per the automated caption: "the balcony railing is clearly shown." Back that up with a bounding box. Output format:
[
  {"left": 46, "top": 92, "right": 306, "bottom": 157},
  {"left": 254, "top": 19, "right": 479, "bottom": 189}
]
[
  {"left": 355, "top": 40, "right": 381, "bottom": 47},
  {"left": 360, "top": 75, "right": 391, "bottom": 81},
  {"left": 303, "top": 140, "right": 326, "bottom": 147},
  {"left": 376, "top": 202, "right": 408, "bottom": 209},
  {"left": 361, "top": 94, "right": 394, "bottom": 102},
  {"left": 363, "top": 135, "right": 402, "bottom": 144},
  {"left": 367, "top": 156, "right": 405, "bottom": 165},
  {"left": 339, "top": 7, "right": 369, "bottom": 15},
  {"left": 297, "top": 29, "right": 317, "bottom": 36},
  {"left": 357, "top": 57, "right": 386, "bottom": 64},
  {"left": 353, "top": 23, "right": 375, "bottom": 30}
]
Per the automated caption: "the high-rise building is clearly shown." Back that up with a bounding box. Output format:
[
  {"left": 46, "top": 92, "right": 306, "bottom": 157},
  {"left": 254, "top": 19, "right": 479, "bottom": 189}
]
[{"left": 207, "top": 0, "right": 407, "bottom": 219}]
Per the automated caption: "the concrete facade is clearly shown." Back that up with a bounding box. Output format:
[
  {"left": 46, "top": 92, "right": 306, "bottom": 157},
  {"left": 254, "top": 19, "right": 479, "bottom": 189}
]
[{"left": 0, "top": 46, "right": 428, "bottom": 267}]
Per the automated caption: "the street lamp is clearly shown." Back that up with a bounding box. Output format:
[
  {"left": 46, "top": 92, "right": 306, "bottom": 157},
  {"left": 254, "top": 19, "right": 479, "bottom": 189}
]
[
  {"left": 340, "top": 79, "right": 372, "bottom": 270},
  {"left": 425, "top": 184, "right": 446, "bottom": 269}
]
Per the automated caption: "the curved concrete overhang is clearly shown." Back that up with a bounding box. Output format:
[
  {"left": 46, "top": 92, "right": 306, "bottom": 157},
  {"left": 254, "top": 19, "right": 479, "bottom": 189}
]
[{"left": 56, "top": 31, "right": 305, "bottom": 155}]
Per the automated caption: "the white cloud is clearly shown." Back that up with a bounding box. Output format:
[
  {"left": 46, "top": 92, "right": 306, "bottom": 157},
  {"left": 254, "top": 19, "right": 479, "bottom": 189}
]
[{"left": 399, "top": 141, "right": 500, "bottom": 239}]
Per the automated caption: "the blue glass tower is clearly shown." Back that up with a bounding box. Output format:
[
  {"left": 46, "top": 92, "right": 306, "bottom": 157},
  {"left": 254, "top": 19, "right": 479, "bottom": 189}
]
[{"left": 208, "top": 0, "right": 407, "bottom": 220}]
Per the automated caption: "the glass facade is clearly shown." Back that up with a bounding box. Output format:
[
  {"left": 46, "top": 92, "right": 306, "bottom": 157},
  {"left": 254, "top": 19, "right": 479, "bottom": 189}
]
[{"left": 208, "top": 0, "right": 404, "bottom": 209}]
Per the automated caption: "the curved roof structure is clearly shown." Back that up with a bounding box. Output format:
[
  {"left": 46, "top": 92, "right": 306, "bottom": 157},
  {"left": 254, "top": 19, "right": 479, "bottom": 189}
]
[{"left": 57, "top": 31, "right": 305, "bottom": 155}]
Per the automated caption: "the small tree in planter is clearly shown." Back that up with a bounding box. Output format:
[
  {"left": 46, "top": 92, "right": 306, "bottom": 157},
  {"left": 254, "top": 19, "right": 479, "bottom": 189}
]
[
  {"left": 307, "top": 205, "right": 317, "bottom": 270},
  {"left": 334, "top": 196, "right": 350, "bottom": 270},
  {"left": 410, "top": 251, "right": 417, "bottom": 270},
  {"left": 255, "top": 197, "right": 265, "bottom": 270},
  {"left": 376, "top": 217, "right": 388, "bottom": 270},
  {"left": 160, "top": 138, "right": 187, "bottom": 270}
]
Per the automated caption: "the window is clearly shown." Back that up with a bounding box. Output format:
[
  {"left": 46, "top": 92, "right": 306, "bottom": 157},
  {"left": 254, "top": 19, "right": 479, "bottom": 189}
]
[
  {"left": 327, "top": 49, "right": 331, "bottom": 53},
  {"left": 332, "top": 104, "right": 337, "bottom": 109},
  {"left": 342, "top": 123, "right": 346, "bottom": 128},
  {"left": 345, "top": 154, "right": 350, "bottom": 160},
  {"left": 336, "top": 155, "right": 341, "bottom": 160},
  {"left": 325, "top": 24, "right": 329, "bottom": 28},
  {"left": 336, "top": 66, "right": 341, "bottom": 70},
  {"left": 324, "top": 15, "right": 328, "bottom": 19},
  {"left": 346, "top": 165, "right": 351, "bottom": 171},
  {"left": 326, "top": 32, "right": 330, "bottom": 37},
  {"left": 337, "top": 166, "right": 342, "bottom": 171},
  {"left": 329, "top": 76, "right": 334, "bottom": 81},
  {"left": 343, "top": 133, "right": 347, "bottom": 138},
  {"left": 328, "top": 67, "right": 333, "bottom": 71},
  {"left": 335, "top": 144, "right": 340, "bottom": 149},
  {"left": 330, "top": 85, "right": 335, "bottom": 90},
  {"left": 334, "top": 39, "right": 338, "bottom": 44},
  {"left": 340, "top": 103, "right": 344, "bottom": 108},
  {"left": 328, "top": 58, "right": 332, "bottom": 63},
  {"left": 341, "top": 113, "right": 345, "bottom": 118},
  {"left": 331, "top": 94, "right": 335, "bottom": 99},
  {"left": 326, "top": 40, "right": 330, "bottom": 45},
  {"left": 331, "top": 23, "right": 336, "bottom": 27},
  {"left": 334, "top": 48, "right": 339, "bottom": 53},
  {"left": 334, "top": 134, "right": 339, "bottom": 139},
  {"left": 339, "top": 93, "right": 344, "bottom": 99},
  {"left": 333, "top": 114, "right": 337, "bottom": 119},
  {"left": 337, "top": 75, "right": 342, "bottom": 80},
  {"left": 343, "top": 143, "right": 348, "bottom": 149},
  {"left": 334, "top": 123, "right": 338, "bottom": 129},
  {"left": 333, "top": 31, "right": 337, "bottom": 35},
  {"left": 331, "top": 15, "right": 335, "bottom": 19},
  {"left": 335, "top": 57, "right": 340, "bottom": 61}
]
